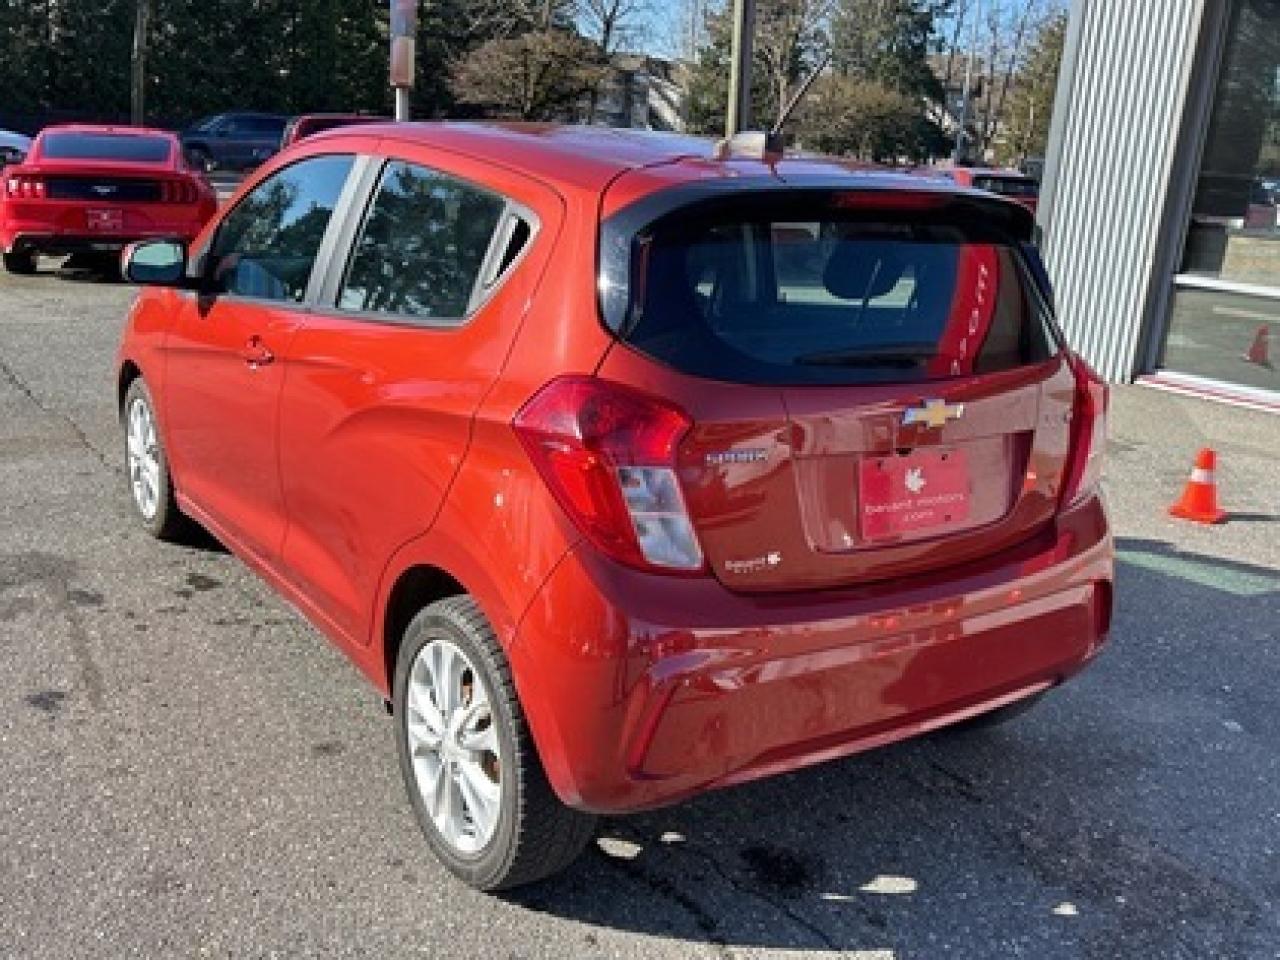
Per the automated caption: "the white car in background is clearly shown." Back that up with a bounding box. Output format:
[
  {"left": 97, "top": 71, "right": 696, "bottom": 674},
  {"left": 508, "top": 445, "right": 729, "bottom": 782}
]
[{"left": 0, "top": 129, "right": 32, "bottom": 168}]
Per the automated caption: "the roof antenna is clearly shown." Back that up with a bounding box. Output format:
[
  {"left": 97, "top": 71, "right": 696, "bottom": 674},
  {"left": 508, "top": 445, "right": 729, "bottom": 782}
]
[
  {"left": 771, "top": 52, "right": 830, "bottom": 138},
  {"left": 714, "top": 52, "right": 830, "bottom": 161}
]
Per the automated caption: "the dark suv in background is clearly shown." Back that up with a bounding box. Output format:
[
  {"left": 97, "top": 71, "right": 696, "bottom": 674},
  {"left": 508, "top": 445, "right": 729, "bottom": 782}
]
[{"left": 180, "top": 112, "right": 288, "bottom": 172}]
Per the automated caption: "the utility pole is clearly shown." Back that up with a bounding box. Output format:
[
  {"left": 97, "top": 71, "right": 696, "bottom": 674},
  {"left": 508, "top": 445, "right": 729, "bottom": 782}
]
[
  {"left": 725, "top": 0, "right": 755, "bottom": 137},
  {"left": 130, "top": 0, "right": 151, "bottom": 125},
  {"left": 953, "top": 0, "right": 982, "bottom": 164}
]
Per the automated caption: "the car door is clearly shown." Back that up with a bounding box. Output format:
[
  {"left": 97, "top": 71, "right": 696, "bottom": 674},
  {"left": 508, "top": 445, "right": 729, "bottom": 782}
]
[
  {"left": 162, "top": 152, "right": 358, "bottom": 563},
  {"left": 276, "top": 150, "right": 563, "bottom": 644}
]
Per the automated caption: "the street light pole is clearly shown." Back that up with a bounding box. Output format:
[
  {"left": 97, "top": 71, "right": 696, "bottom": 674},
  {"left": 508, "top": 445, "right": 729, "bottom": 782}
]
[
  {"left": 953, "top": 0, "right": 982, "bottom": 164},
  {"left": 725, "top": 0, "right": 755, "bottom": 137}
]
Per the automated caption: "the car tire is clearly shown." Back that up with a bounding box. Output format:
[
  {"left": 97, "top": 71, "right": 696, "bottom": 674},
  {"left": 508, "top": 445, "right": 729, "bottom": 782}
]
[
  {"left": 394, "top": 595, "right": 597, "bottom": 891},
  {"left": 3, "top": 250, "right": 36, "bottom": 274},
  {"left": 122, "top": 378, "right": 188, "bottom": 540}
]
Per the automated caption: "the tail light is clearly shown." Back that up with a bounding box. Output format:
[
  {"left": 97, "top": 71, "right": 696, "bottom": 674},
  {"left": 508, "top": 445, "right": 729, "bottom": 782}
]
[
  {"left": 1062, "top": 353, "right": 1108, "bottom": 507},
  {"left": 161, "top": 180, "right": 199, "bottom": 204},
  {"left": 5, "top": 175, "right": 45, "bottom": 199},
  {"left": 514, "top": 376, "right": 705, "bottom": 574}
]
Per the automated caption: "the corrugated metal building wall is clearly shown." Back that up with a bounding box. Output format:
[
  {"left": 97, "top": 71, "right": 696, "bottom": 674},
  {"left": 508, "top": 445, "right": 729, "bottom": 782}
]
[{"left": 1038, "top": 0, "right": 1209, "bottom": 382}]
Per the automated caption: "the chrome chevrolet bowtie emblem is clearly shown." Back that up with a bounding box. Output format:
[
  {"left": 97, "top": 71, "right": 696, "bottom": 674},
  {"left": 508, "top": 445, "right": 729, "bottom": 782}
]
[
  {"left": 92, "top": 185, "right": 118, "bottom": 195},
  {"left": 902, "top": 399, "right": 965, "bottom": 429}
]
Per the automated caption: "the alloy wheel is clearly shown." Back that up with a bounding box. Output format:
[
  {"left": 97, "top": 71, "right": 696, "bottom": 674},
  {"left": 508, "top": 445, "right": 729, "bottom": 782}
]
[
  {"left": 126, "top": 396, "right": 161, "bottom": 520},
  {"left": 405, "top": 638, "right": 503, "bottom": 856}
]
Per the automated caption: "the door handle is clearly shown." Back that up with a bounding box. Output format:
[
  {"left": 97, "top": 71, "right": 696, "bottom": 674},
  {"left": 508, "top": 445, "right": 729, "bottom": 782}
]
[{"left": 240, "top": 335, "right": 274, "bottom": 368}]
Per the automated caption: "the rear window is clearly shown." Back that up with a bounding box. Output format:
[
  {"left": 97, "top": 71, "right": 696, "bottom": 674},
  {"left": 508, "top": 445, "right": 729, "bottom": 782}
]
[
  {"left": 606, "top": 193, "right": 1058, "bottom": 385},
  {"left": 972, "top": 175, "right": 1038, "bottom": 198},
  {"left": 40, "top": 133, "right": 171, "bottom": 163}
]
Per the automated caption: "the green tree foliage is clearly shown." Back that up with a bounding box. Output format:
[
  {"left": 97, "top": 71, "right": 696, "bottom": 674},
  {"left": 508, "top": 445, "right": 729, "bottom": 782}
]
[
  {"left": 684, "top": 0, "right": 831, "bottom": 136},
  {"left": 798, "top": 72, "right": 945, "bottom": 161},
  {"left": 831, "top": 0, "right": 948, "bottom": 100},
  {"left": 0, "top": 0, "right": 598, "bottom": 127},
  {"left": 683, "top": 0, "right": 951, "bottom": 161}
]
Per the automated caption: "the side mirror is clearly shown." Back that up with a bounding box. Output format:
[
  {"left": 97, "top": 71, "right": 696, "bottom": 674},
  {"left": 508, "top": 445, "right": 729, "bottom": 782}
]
[{"left": 123, "top": 239, "right": 188, "bottom": 286}]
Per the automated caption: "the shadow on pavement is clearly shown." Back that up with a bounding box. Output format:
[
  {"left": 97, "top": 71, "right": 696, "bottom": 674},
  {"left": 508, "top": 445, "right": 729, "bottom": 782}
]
[{"left": 503, "top": 538, "right": 1279, "bottom": 958}]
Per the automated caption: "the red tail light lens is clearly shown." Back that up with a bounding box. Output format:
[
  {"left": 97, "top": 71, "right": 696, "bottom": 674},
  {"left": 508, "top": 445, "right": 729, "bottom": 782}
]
[
  {"left": 6, "top": 175, "right": 45, "bottom": 199},
  {"left": 513, "top": 376, "right": 705, "bottom": 574},
  {"left": 162, "top": 180, "right": 198, "bottom": 204},
  {"left": 1062, "top": 353, "right": 1108, "bottom": 507}
]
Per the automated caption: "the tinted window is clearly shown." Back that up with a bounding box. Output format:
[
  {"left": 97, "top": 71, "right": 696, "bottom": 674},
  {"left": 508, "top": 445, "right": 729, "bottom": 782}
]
[
  {"left": 41, "top": 133, "right": 171, "bottom": 163},
  {"left": 615, "top": 198, "right": 1057, "bottom": 386},
  {"left": 209, "top": 154, "right": 354, "bottom": 302},
  {"left": 338, "top": 161, "right": 506, "bottom": 320}
]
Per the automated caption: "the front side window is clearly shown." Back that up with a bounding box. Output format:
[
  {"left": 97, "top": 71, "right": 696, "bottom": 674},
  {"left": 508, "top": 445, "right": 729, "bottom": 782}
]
[
  {"left": 338, "top": 161, "right": 507, "bottom": 321},
  {"left": 209, "top": 154, "right": 354, "bottom": 302}
]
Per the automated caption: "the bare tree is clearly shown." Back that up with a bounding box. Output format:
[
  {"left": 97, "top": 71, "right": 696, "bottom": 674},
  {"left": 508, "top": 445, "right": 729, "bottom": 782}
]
[
  {"left": 450, "top": 29, "right": 608, "bottom": 119},
  {"left": 972, "top": 0, "right": 1060, "bottom": 157},
  {"left": 577, "top": 0, "right": 654, "bottom": 121},
  {"left": 668, "top": 0, "right": 712, "bottom": 62},
  {"left": 578, "top": 0, "right": 653, "bottom": 54},
  {"left": 755, "top": 0, "right": 835, "bottom": 128}
]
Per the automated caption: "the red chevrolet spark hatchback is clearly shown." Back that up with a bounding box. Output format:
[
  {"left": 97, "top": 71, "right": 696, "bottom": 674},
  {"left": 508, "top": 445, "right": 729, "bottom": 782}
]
[
  {"left": 115, "top": 123, "right": 1112, "bottom": 890},
  {"left": 1, "top": 125, "right": 216, "bottom": 274}
]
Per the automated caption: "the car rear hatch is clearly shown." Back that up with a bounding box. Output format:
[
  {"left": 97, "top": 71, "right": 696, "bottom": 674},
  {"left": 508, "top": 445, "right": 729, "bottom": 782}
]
[{"left": 596, "top": 181, "right": 1076, "bottom": 592}]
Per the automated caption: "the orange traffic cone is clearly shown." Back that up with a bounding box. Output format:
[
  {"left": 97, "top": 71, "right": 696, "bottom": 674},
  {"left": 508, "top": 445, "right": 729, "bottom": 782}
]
[
  {"left": 1169, "top": 448, "right": 1227, "bottom": 524},
  {"left": 1243, "top": 325, "right": 1272, "bottom": 368}
]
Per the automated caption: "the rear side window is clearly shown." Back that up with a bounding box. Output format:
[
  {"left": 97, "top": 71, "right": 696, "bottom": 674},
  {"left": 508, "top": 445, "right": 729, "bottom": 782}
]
[
  {"left": 338, "top": 161, "right": 507, "bottom": 321},
  {"left": 609, "top": 194, "right": 1057, "bottom": 385},
  {"left": 209, "top": 154, "right": 354, "bottom": 302},
  {"left": 41, "top": 133, "right": 171, "bottom": 163}
]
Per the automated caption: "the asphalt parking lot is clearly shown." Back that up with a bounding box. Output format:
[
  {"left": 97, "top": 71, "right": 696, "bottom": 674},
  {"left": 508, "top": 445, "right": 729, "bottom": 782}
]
[{"left": 1, "top": 261, "right": 1278, "bottom": 959}]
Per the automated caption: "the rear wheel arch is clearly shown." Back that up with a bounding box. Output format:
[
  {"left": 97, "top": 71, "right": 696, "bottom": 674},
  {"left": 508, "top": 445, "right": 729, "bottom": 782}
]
[
  {"left": 381, "top": 564, "right": 468, "bottom": 698},
  {"left": 117, "top": 360, "right": 143, "bottom": 417}
]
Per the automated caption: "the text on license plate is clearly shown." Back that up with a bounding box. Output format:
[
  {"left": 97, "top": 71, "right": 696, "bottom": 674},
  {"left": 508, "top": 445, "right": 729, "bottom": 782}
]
[{"left": 858, "top": 448, "right": 971, "bottom": 541}]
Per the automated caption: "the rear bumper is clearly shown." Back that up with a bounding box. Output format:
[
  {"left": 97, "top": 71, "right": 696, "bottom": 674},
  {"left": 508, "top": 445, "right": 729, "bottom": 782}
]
[
  {"left": 511, "top": 494, "right": 1113, "bottom": 814},
  {"left": 4, "top": 229, "right": 201, "bottom": 256}
]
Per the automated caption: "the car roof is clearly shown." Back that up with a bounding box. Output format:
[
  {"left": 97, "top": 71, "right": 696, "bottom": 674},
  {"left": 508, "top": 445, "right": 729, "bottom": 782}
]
[
  {"left": 36, "top": 123, "right": 177, "bottom": 141},
  {"left": 310, "top": 122, "right": 945, "bottom": 196}
]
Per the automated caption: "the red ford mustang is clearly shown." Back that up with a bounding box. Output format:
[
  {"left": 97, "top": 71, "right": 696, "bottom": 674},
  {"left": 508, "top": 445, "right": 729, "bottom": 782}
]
[
  {"left": 114, "top": 123, "right": 1112, "bottom": 890},
  {"left": 1, "top": 124, "right": 216, "bottom": 274}
]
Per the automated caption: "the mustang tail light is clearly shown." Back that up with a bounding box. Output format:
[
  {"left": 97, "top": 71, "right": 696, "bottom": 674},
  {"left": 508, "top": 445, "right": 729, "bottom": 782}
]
[
  {"left": 514, "top": 376, "right": 705, "bottom": 574},
  {"left": 161, "top": 180, "right": 199, "bottom": 204},
  {"left": 6, "top": 175, "right": 45, "bottom": 199},
  {"left": 1062, "top": 352, "right": 1108, "bottom": 508}
]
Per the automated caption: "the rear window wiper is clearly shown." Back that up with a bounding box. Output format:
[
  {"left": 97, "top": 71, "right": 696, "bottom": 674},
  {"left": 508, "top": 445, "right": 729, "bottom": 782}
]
[{"left": 795, "top": 344, "right": 935, "bottom": 368}]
